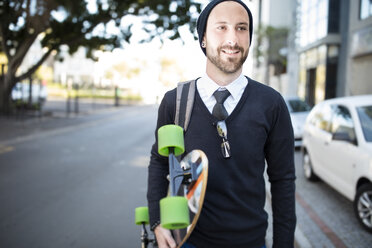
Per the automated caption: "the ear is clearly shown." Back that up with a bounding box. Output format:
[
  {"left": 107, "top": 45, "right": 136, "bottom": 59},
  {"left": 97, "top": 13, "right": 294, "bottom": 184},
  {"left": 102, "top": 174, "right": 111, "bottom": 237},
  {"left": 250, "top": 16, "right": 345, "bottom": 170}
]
[{"left": 202, "top": 36, "right": 206, "bottom": 48}]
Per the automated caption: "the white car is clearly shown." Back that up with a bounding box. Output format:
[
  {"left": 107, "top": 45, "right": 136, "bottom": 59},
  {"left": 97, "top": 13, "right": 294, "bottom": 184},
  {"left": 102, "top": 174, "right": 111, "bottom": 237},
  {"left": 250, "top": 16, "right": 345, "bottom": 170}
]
[
  {"left": 302, "top": 95, "right": 372, "bottom": 233},
  {"left": 284, "top": 97, "right": 312, "bottom": 147}
]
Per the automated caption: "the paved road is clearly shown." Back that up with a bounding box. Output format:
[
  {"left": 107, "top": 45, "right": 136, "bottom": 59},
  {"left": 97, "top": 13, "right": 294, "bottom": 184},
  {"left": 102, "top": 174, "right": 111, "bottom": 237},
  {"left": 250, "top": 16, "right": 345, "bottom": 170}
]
[{"left": 0, "top": 105, "right": 157, "bottom": 248}]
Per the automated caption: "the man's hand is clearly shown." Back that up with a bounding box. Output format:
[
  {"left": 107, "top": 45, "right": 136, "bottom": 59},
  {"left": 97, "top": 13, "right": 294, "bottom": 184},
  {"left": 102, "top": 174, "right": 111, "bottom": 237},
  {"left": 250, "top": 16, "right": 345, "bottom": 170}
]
[{"left": 154, "top": 225, "right": 177, "bottom": 248}]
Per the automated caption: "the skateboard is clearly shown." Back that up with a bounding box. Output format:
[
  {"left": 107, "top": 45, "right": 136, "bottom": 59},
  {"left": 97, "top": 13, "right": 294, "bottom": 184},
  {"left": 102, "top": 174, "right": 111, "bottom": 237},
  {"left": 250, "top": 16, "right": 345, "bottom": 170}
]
[{"left": 135, "top": 124, "right": 208, "bottom": 248}]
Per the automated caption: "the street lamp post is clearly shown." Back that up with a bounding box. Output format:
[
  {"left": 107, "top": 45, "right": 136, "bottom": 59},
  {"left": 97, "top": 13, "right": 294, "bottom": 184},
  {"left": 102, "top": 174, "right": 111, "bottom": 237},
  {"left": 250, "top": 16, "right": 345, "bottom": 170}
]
[{"left": 0, "top": 64, "right": 5, "bottom": 112}]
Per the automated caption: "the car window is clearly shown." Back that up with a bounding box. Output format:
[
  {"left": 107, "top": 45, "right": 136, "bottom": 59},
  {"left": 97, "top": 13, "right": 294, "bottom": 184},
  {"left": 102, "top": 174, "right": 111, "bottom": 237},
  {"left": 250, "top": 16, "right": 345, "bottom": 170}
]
[
  {"left": 357, "top": 105, "right": 372, "bottom": 142},
  {"left": 310, "top": 103, "right": 332, "bottom": 132},
  {"left": 331, "top": 105, "right": 356, "bottom": 141},
  {"left": 287, "top": 99, "right": 311, "bottom": 113}
]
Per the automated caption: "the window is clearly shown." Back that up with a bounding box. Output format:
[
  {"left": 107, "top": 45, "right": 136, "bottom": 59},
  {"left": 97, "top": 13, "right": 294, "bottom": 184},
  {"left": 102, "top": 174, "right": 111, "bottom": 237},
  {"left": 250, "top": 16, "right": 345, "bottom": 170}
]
[
  {"left": 357, "top": 105, "right": 372, "bottom": 142},
  {"left": 330, "top": 105, "right": 356, "bottom": 142},
  {"left": 360, "top": 0, "right": 372, "bottom": 20},
  {"left": 309, "top": 103, "right": 332, "bottom": 132},
  {"left": 299, "top": 0, "right": 329, "bottom": 47},
  {"left": 287, "top": 99, "right": 312, "bottom": 113}
]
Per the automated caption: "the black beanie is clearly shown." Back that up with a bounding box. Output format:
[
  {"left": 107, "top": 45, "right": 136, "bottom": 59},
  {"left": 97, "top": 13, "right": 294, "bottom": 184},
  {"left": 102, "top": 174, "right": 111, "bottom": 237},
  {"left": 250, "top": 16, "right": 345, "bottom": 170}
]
[{"left": 196, "top": 0, "right": 253, "bottom": 55}]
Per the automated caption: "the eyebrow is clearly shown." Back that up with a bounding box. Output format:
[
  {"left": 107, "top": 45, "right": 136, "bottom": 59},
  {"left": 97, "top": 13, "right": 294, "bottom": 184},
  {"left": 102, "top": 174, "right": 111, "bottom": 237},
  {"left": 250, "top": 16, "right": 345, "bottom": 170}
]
[{"left": 213, "top": 21, "right": 249, "bottom": 26}]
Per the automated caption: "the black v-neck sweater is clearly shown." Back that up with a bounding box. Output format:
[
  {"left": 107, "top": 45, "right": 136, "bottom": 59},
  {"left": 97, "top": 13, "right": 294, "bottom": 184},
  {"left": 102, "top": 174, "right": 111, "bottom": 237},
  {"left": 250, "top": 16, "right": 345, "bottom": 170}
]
[{"left": 147, "top": 78, "right": 296, "bottom": 248}]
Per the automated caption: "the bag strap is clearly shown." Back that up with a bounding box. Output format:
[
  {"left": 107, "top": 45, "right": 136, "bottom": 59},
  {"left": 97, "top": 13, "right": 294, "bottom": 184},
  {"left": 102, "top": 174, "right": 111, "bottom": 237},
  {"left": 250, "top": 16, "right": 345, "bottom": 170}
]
[{"left": 175, "top": 79, "right": 196, "bottom": 131}]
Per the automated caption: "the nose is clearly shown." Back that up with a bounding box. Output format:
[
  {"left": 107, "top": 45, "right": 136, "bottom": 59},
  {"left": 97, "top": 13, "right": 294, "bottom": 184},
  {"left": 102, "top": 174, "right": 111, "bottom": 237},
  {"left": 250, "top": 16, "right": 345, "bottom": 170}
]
[
  {"left": 227, "top": 40, "right": 237, "bottom": 46},
  {"left": 226, "top": 29, "right": 238, "bottom": 47}
]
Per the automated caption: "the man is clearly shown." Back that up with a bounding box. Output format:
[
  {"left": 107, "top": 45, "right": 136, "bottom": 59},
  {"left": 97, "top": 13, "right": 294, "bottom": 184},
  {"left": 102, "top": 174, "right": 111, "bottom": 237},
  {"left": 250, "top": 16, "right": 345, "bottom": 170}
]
[{"left": 147, "top": 0, "right": 296, "bottom": 247}]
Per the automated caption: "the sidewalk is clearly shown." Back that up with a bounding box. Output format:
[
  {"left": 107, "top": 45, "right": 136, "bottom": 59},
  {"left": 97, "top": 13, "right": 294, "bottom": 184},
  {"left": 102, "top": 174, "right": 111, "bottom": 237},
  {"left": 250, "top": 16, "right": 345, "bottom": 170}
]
[
  {"left": 0, "top": 97, "right": 121, "bottom": 143},
  {"left": 265, "top": 179, "right": 311, "bottom": 248}
]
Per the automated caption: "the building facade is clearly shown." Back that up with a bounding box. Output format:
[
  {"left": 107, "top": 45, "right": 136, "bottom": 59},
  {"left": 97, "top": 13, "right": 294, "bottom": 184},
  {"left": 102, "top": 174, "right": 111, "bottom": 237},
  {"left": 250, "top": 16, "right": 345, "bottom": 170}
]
[
  {"left": 248, "top": 0, "right": 295, "bottom": 96},
  {"left": 297, "top": 0, "right": 372, "bottom": 106},
  {"left": 345, "top": 0, "right": 372, "bottom": 96}
]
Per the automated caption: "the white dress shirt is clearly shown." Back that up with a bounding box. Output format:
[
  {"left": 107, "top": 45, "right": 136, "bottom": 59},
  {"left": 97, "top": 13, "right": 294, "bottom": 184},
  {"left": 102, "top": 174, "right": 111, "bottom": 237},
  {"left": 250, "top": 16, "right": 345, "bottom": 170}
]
[{"left": 196, "top": 73, "right": 248, "bottom": 115}]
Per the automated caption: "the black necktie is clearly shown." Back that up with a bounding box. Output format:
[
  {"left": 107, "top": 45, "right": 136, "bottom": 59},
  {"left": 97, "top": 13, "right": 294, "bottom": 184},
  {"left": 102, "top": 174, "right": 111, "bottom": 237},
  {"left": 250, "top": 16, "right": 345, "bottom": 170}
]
[{"left": 212, "top": 89, "right": 230, "bottom": 120}]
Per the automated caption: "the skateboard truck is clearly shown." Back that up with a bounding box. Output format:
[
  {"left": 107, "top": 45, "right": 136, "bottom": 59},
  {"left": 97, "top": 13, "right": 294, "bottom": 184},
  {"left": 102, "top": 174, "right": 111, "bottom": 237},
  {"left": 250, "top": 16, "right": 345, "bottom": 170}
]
[
  {"left": 168, "top": 147, "right": 199, "bottom": 196},
  {"left": 135, "top": 207, "right": 156, "bottom": 248},
  {"left": 141, "top": 223, "right": 157, "bottom": 248}
]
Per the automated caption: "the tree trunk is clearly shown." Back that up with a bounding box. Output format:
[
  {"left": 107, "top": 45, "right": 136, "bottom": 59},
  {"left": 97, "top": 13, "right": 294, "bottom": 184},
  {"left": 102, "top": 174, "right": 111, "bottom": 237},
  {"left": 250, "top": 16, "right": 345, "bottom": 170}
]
[
  {"left": 0, "top": 71, "right": 16, "bottom": 114},
  {"left": 0, "top": 85, "right": 11, "bottom": 115},
  {"left": 0, "top": 78, "right": 5, "bottom": 113}
]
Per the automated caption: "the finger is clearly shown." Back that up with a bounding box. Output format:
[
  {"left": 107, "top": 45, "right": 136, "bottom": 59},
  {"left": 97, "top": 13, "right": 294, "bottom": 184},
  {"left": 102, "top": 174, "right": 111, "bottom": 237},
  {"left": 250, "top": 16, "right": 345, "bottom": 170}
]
[
  {"left": 156, "top": 236, "right": 169, "bottom": 248},
  {"left": 164, "top": 231, "right": 176, "bottom": 248},
  {"left": 155, "top": 227, "right": 176, "bottom": 248},
  {"left": 167, "top": 239, "right": 177, "bottom": 248},
  {"left": 155, "top": 228, "right": 171, "bottom": 248}
]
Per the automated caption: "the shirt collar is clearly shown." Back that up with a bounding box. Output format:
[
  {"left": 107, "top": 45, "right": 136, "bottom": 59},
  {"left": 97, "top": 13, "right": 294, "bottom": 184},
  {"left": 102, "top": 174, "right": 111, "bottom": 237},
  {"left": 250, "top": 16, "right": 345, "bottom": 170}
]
[{"left": 199, "top": 73, "right": 248, "bottom": 100}]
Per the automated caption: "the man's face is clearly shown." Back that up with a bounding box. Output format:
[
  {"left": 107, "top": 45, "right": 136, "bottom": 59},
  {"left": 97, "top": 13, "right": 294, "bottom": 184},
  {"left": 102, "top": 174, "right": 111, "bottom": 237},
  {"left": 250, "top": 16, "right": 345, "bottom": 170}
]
[{"left": 203, "top": 1, "right": 250, "bottom": 74}]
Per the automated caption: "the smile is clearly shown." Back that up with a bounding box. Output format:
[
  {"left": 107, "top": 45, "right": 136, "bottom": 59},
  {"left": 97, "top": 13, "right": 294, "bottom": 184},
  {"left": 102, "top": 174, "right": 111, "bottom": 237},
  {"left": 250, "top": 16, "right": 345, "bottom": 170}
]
[{"left": 222, "top": 49, "right": 240, "bottom": 55}]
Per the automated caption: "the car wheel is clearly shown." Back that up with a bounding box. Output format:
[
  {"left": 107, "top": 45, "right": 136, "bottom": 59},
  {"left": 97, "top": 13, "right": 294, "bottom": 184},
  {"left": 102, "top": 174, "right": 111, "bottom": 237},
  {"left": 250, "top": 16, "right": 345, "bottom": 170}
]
[
  {"left": 302, "top": 150, "right": 318, "bottom": 181},
  {"left": 354, "top": 183, "right": 372, "bottom": 233}
]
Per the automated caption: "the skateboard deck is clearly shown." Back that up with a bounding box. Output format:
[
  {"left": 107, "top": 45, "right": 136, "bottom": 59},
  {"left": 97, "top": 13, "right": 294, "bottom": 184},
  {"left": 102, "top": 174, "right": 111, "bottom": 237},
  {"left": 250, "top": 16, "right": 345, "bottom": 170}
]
[{"left": 169, "top": 149, "right": 208, "bottom": 247}]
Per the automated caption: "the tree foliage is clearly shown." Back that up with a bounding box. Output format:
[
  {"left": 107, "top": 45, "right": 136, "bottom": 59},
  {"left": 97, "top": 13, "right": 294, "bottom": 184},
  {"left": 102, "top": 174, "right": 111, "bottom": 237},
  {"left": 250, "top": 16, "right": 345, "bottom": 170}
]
[
  {"left": 110, "top": 60, "right": 142, "bottom": 80},
  {"left": 0, "top": 0, "right": 202, "bottom": 113}
]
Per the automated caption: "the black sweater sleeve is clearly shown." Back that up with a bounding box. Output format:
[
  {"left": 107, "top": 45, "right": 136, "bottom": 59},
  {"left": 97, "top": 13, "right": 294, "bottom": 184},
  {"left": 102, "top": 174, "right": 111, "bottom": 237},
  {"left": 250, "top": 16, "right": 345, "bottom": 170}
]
[
  {"left": 147, "top": 89, "right": 176, "bottom": 228},
  {"left": 264, "top": 93, "right": 297, "bottom": 247}
]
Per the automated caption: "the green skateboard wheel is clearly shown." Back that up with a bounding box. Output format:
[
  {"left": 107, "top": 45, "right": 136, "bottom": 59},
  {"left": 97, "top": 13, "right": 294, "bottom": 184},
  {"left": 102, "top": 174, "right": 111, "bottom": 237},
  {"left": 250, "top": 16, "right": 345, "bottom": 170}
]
[
  {"left": 158, "top": 125, "right": 185, "bottom": 157},
  {"left": 160, "top": 196, "right": 189, "bottom": 230},
  {"left": 135, "top": 206, "right": 149, "bottom": 225}
]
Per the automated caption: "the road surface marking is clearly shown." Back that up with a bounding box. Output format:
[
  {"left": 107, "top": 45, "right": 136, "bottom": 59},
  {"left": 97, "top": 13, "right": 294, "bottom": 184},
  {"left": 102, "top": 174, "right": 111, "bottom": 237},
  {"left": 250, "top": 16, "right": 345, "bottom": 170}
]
[{"left": 0, "top": 144, "right": 15, "bottom": 154}]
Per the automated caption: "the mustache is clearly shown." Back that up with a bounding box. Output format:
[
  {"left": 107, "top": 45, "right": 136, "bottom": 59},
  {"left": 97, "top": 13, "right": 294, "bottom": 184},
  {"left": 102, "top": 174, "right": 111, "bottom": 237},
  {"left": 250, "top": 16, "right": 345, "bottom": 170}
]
[{"left": 218, "top": 45, "right": 244, "bottom": 53}]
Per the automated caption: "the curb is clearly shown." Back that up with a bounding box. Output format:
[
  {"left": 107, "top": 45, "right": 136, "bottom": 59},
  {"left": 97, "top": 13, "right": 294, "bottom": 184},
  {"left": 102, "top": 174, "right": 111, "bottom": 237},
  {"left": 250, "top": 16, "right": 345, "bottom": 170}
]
[
  {"left": 294, "top": 225, "right": 312, "bottom": 248},
  {"left": 265, "top": 182, "right": 312, "bottom": 248}
]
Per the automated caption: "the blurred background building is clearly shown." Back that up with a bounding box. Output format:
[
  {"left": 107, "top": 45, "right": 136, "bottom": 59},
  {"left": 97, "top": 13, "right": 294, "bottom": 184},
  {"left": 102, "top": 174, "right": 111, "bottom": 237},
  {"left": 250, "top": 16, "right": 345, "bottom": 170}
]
[
  {"left": 249, "top": 0, "right": 296, "bottom": 97},
  {"left": 251, "top": 0, "right": 372, "bottom": 106},
  {"left": 295, "top": 0, "right": 372, "bottom": 105},
  {"left": 347, "top": 0, "right": 372, "bottom": 98}
]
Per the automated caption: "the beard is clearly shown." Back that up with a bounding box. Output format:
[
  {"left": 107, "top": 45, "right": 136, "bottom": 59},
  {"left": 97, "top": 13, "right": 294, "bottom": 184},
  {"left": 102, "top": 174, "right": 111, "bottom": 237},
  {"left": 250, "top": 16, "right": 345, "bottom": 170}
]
[{"left": 206, "top": 44, "right": 248, "bottom": 74}]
